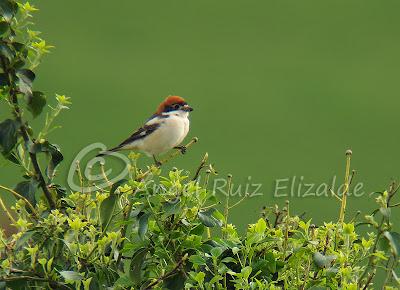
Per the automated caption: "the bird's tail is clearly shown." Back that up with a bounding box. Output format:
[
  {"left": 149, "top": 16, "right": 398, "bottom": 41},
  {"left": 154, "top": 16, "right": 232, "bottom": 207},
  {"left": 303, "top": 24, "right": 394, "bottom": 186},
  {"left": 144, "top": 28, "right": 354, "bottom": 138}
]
[{"left": 96, "top": 145, "right": 122, "bottom": 157}]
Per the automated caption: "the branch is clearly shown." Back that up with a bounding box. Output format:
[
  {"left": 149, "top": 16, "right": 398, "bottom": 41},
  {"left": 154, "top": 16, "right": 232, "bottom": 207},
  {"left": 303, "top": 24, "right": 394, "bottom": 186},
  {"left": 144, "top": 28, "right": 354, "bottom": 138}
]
[
  {"left": 0, "top": 275, "right": 72, "bottom": 290},
  {"left": 144, "top": 253, "right": 188, "bottom": 290},
  {"left": 0, "top": 56, "right": 55, "bottom": 209}
]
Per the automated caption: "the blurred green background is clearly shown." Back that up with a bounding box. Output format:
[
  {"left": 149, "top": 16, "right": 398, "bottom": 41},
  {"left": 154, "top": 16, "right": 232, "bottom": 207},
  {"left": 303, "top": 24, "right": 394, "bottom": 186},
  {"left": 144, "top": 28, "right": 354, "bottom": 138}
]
[{"left": 1, "top": 0, "right": 400, "bottom": 230}]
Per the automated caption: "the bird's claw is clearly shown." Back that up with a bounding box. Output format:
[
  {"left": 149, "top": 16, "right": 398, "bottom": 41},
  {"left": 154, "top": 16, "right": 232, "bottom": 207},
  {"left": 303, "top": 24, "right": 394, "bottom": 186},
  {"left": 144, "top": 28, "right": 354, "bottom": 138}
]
[{"left": 175, "top": 146, "right": 187, "bottom": 155}]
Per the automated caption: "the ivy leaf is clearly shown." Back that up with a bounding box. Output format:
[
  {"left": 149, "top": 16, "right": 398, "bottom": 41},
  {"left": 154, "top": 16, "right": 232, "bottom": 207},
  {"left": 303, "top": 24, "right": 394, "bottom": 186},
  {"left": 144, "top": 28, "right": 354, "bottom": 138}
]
[
  {"left": 59, "top": 271, "right": 83, "bottom": 282},
  {"left": 138, "top": 213, "right": 150, "bottom": 240},
  {"left": 0, "top": 119, "right": 20, "bottom": 155},
  {"left": 129, "top": 248, "right": 148, "bottom": 284},
  {"left": 26, "top": 91, "right": 46, "bottom": 118},
  {"left": 14, "top": 179, "right": 38, "bottom": 206}
]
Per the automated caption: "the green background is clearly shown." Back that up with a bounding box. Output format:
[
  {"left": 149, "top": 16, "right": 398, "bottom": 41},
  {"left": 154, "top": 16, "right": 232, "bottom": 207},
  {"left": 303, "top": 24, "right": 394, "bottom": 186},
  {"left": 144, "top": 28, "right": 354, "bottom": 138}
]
[{"left": 2, "top": 0, "right": 400, "bottom": 230}]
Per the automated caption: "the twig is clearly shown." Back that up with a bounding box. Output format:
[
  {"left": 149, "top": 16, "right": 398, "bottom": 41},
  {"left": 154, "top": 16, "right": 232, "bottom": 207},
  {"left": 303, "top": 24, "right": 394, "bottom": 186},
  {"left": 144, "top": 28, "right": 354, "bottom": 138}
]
[
  {"left": 160, "top": 137, "right": 198, "bottom": 166},
  {"left": 192, "top": 152, "right": 208, "bottom": 181},
  {"left": 300, "top": 258, "right": 311, "bottom": 290},
  {"left": 223, "top": 174, "right": 233, "bottom": 239},
  {"left": 362, "top": 270, "right": 376, "bottom": 290},
  {"left": 0, "top": 196, "right": 16, "bottom": 224},
  {"left": 144, "top": 253, "right": 188, "bottom": 289},
  {"left": 339, "top": 149, "right": 352, "bottom": 224},
  {"left": 0, "top": 185, "right": 37, "bottom": 217}
]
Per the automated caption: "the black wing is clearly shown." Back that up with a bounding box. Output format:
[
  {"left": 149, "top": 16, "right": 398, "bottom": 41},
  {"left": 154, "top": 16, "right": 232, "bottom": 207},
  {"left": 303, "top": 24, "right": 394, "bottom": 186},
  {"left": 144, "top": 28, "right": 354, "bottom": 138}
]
[
  {"left": 118, "top": 122, "right": 161, "bottom": 148},
  {"left": 96, "top": 117, "right": 166, "bottom": 157}
]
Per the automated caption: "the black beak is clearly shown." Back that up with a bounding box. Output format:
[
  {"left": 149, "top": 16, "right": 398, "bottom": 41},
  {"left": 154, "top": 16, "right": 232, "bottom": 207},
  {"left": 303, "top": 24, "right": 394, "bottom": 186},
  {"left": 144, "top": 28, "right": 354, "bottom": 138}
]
[{"left": 183, "top": 104, "right": 193, "bottom": 112}]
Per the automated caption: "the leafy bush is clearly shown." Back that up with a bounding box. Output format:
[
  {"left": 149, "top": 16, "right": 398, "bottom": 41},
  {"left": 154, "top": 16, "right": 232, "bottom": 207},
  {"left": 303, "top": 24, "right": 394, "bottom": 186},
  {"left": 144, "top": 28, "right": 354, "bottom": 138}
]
[{"left": 0, "top": 2, "right": 399, "bottom": 289}]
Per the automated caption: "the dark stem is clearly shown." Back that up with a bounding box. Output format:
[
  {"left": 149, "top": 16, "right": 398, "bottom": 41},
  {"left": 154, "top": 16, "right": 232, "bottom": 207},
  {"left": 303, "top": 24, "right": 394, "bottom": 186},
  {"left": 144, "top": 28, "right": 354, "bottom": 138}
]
[{"left": 0, "top": 56, "right": 55, "bottom": 209}]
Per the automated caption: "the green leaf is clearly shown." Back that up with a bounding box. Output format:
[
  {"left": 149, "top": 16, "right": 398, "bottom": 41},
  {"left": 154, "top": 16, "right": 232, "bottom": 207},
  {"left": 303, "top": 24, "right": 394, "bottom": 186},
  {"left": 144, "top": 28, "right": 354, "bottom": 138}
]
[
  {"left": 313, "top": 252, "right": 336, "bottom": 268},
  {"left": 264, "top": 252, "right": 276, "bottom": 273},
  {"left": 100, "top": 193, "right": 118, "bottom": 230},
  {"left": 111, "top": 178, "right": 128, "bottom": 193},
  {"left": 5, "top": 280, "right": 27, "bottom": 290},
  {"left": 129, "top": 247, "right": 148, "bottom": 284},
  {"left": 189, "top": 255, "right": 206, "bottom": 266},
  {"left": 0, "top": 21, "right": 9, "bottom": 35},
  {"left": 0, "top": 73, "right": 8, "bottom": 86},
  {"left": 115, "top": 275, "right": 134, "bottom": 288},
  {"left": 194, "top": 271, "right": 205, "bottom": 284},
  {"left": 59, "top": 271, "right": 83, "bottom": 282},
  {"left": 241, "top": 266, "right": 252, "bottom": 280},
  {"left": 255, "top": 218, "right": 267, "bottom": 234},
  {"left": 210, "top": 247, "right": 223, "bottom": 258},
  {"left": 0, "top": 119, "right": 20, "bottom": 155},
  {"left": 198, "top": 208, "right": 219, "bottom": 227},
  {"left": 221, "top": 257, "right": 237, "bottom": 264},
  {"left": 383, "top": 231, "right": 400, "bottom": 257},
  {"left": 16, "top": 69, "right": 35, "bottom": 95},
  {"left": 0, "top": 42, "right": 14, "bottom": 60},
  {"left": 27, "top": 91, "right": 46, "bottom": 118},
  {"left": 163, "top": 199, "right": 181, "bottom": 216},
  {"left": 14, "top": 179, "right": 38, "bottom": 206},
  {"left": 0, "top": 0, "right": 18, "bottom": 21},
  {"left": 29, "top": 141, "right": 63, "bottom": 180},
  {"left": 163, "top": 271, "right": 186, "bottom": 290},
  {"left": 46, "top": 144, "right": 63, "bottom": 180},
  {"left": 15, "top": 230, "right": 37, "bottom": 250},
  {"left": 138, "top": 213, "right": 150, "bottom": 240},
  {"left": 12, "top": 42, "right": 27, "bottom": 58}
]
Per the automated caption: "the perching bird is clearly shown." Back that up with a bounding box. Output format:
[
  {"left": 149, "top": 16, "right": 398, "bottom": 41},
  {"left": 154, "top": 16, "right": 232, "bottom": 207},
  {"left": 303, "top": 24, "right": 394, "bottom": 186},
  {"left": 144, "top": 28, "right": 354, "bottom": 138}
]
[{"left": 97, "top": 96, "right": 193, "bottom": 165}]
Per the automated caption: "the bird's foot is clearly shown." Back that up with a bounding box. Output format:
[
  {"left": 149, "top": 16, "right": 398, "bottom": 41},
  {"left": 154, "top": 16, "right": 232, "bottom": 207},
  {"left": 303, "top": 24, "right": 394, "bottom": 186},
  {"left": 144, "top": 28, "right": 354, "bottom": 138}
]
[
  {"left": 153, "top": 155, "right": 162, "bottom": 167},
  {"left": 174, "top": 146, "right": 187, "bottom": 155}
]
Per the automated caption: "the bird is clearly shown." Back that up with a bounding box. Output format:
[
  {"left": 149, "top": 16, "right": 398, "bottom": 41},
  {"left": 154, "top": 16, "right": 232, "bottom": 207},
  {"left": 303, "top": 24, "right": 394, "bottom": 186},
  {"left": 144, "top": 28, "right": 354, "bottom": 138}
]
[{"left": 97, "top": 96, "right": 193, "bottom": 166}]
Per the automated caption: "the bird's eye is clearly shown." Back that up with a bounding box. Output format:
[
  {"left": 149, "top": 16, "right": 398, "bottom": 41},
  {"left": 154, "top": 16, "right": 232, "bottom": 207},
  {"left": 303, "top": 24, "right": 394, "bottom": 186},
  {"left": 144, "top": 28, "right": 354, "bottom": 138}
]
[{"left": 173, "top": 104, "right": 180, "bottom": 110}]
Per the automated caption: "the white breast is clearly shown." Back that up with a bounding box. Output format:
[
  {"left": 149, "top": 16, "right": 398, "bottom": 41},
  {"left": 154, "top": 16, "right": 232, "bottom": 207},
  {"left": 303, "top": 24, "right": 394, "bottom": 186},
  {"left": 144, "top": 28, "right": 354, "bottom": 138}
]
[{"left": 136, "top": 112, "right": 190, "bottom": 156}]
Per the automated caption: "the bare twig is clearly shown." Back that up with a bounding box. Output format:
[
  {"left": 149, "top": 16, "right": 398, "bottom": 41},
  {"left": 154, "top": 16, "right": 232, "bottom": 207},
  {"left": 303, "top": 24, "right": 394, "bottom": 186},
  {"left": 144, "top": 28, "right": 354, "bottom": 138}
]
[
  {"left": 339, "top": 149, "right": 352, "bottom": 224},
  {"left": 192, "top": 152, "right": 208, "bottom": 181}
]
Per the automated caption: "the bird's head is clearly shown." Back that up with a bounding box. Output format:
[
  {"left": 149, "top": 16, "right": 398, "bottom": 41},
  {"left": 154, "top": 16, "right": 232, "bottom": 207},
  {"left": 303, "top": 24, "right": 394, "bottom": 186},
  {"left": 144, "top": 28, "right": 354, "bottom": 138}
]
[{"left": 156, "top": 96, "right": 193, "bottom": 114}]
